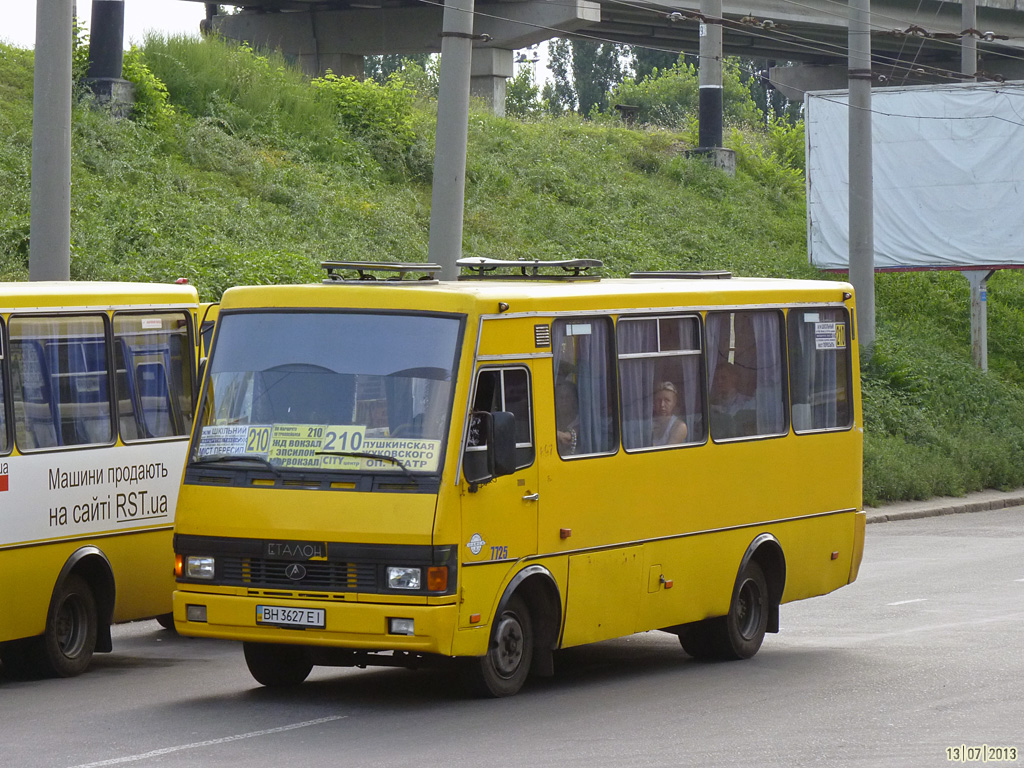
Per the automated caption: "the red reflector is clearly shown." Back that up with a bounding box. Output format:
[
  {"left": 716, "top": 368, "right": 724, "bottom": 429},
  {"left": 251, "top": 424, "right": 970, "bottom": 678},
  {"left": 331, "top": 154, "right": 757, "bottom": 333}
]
[
  {"left": 560, "top": 528, "right": 572, "bottom": 539},
  {"left": 470, "top": 614, "right": 481, "bottom": 624},
  {"left": 831, "top": 551, "right": 840, "bottom": 561},
  {"left": 175, "top": 277, "right": 189, "bottom": 284}
]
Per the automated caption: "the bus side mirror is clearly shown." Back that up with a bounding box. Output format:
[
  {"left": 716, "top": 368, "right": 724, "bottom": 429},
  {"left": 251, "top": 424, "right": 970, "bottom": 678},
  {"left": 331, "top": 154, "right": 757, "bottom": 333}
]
[
  {"left": 463, "top": 411, "right": 517, "bottom": 486},
  {"left": 490, "top": 411, "right": 517, "bottom": 478}
]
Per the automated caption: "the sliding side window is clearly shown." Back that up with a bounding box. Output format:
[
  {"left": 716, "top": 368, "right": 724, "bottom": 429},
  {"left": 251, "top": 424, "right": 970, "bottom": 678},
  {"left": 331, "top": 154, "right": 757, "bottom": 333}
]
[
  {"left": 9, "top": 315, "right": 113, "bottom": 449},
  {"left": 787, "top": 307, "right": 853, "bottom": 432},
  {"left": 114, "top": 312, "right": 195, "bottom": 441},
  {"left": 706, "top": 310, "right": 787, "bottom": 440},
  {"left": 618, "top": 315, "right": 705, "bottom": 451}
]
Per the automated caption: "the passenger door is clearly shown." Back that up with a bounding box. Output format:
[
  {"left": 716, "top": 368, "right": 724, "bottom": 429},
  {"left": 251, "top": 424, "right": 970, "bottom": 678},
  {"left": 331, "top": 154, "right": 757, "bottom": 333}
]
[{"left": 458, "top": 365, "right": 539, "bottom": 625}]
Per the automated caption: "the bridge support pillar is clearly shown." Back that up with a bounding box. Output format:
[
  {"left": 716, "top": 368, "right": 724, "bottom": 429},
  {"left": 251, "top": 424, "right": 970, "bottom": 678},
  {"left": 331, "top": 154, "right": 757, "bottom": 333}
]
[{"left": 471, "top": 49, "right": 514, "bottom": 116}]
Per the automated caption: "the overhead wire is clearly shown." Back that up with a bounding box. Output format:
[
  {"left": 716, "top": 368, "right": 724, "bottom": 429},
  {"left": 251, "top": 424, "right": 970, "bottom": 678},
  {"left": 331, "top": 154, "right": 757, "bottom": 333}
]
[{"left": 410, "top": 0, "right": 1024, "bottom": 121}]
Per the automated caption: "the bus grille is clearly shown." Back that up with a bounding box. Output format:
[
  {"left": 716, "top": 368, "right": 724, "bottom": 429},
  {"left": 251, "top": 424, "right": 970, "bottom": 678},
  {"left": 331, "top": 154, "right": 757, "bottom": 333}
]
[{"left": 219, "top": 556, "right": 378, "bottom": 592}]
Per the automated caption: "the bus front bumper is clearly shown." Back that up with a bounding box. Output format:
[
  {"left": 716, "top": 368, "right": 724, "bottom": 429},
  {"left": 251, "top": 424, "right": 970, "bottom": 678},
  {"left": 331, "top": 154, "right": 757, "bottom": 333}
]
[{"left": 173, "top": 589, "right": 458, "bottom": 656}]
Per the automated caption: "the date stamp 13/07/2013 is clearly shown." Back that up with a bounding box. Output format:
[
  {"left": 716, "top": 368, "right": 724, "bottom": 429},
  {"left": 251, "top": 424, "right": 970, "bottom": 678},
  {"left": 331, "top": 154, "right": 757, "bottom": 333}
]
[{"left": 946, "top": 745, "right": 1018, "bottom": 763}]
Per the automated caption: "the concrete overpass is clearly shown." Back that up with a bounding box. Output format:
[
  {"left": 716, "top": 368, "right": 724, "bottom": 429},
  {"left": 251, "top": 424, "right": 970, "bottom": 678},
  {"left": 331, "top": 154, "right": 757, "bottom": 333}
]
[{"left": 182, "top": 0, "right": 1024, "bottom": 111}]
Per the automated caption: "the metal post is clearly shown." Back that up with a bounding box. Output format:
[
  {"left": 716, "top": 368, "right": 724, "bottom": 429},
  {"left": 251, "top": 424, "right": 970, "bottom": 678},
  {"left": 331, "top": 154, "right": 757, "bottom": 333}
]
[
  {"left": 964, "top": 270, "right": 993, "bottom": 371},
  {"left": 697, "top": 0, "right": 723, "bottom": 149},
  {"left": 962, "top": 0, "right": 977, "bottom": 79},
  {"left": 848, "top": 0, "right": 875, "bottom": 353},
  {"left": 30, "top": 0, "right": 74, "bottom": 281},
  {"left": 87, "top": 0, "right": 125, "bottom": 79},
  {"left": 427, "top": 0, "right": 475, "bottom": 281}
]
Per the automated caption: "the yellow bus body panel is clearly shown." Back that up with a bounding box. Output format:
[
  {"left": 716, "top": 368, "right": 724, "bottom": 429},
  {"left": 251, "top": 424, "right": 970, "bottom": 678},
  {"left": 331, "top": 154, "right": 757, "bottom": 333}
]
[
  {"left": 174, "top": 275, "right": 864, "bottom": 665},
  {"left": 0, "top": 282, "right": 200, "bottom": 650}
]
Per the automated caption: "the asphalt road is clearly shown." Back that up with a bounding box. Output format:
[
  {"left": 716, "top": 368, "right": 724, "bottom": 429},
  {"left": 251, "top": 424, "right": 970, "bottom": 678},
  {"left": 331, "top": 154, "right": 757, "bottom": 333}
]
[{"left": 2, "top": 507, "right": 1022, "bottom": 768}]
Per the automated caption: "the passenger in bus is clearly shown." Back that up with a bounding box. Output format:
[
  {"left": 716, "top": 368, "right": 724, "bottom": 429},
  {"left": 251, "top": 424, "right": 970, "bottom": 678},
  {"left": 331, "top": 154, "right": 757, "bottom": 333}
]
[
  {"left": 555, "top": 382, "right": 580, "bottom": 455},
  {"left": 711, "top": 363, "right": 756, "bottom": 438},
  {"left": 651, "top": 381, "right": 688, "bottom": 446}
]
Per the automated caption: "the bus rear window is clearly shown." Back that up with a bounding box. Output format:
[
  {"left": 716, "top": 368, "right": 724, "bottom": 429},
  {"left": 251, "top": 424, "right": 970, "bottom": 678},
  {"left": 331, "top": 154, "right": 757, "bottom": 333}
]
[{"left": 195, "top": 311, "right": 460, "bottom": 474}]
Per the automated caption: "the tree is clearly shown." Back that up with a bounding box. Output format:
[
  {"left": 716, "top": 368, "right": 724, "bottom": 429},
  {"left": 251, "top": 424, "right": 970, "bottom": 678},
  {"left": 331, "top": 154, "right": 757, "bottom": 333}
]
[
  {"left": 631, "top": 47, "right": 679, "bottom": 83},
  {"left": 545, "top": 38, "right": 627, "bottom": 116},
  {"left": 365, "top": 54, "right": 431, "bottom": 85}
]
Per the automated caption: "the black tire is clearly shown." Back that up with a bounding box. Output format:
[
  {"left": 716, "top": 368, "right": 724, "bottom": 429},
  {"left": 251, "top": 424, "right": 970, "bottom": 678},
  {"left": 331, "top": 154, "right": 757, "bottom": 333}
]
[
  {"left": 243, "top": 642, "right": 313, "bottom": 687},
  {"left": 719, "top": 560, "right": 770, "bottom": 660},
  {"left": 0, "top": 639, "right": 36, "bottom": 678},
  {"left": 680, "top": 560, "right": 769, "bottom": 661},
  {"left": 461, "top": 594, "right": 534, "bottom": 698},
  {"left": 678, "top": 620, "right": 719, "bottom": 660},
  {"left": 155, "top": 613, "right": 176, "bottom": 631},
  {"left": 35, "top": 574, "right": 98, "bottom": 678}
]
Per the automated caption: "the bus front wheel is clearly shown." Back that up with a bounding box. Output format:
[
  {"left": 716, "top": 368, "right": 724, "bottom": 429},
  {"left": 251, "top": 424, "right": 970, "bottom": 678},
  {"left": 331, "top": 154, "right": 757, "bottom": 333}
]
[
  {"left": 37, "top": 574, "right": 98, "bottom": 678},
  {"left": 461, "top": 595, "right": 534, "bottom": 697},
  {"left": 243, "top": 642, "right": 313, "bottom": 687}
]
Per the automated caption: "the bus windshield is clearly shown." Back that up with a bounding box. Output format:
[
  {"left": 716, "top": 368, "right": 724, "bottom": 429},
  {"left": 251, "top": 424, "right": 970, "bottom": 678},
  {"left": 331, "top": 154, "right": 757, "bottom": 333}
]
[{"left": 192, "top": 311, "right": 461, "bottom": 475}]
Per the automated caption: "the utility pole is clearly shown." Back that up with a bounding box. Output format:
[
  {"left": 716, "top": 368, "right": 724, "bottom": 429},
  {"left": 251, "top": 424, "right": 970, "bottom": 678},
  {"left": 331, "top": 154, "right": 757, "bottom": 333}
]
[
  {"left": 29, "top": 0, "right": 74, "bottom": 281},
  {"left": 689, "top": 0, "right": 734, "bottom": 174},
  {"left": 697, "top": 0, "right": 723, "bottom": 151},
  {"left": 428, "top": 0, "right": 475, "bottom": 281},
  {"left": 960, "top": 0, "right": 990, "bottom": 371},
  {"left": 847, "top": 0, "right": 874, "bottom": 353}
]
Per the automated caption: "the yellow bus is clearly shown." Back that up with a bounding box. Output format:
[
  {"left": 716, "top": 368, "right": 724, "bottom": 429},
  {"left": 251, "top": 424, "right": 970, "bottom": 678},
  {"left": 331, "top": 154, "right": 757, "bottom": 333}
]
[
  {"left": 173, "top": 259, "right": 864, "bottom": 696},
  {"left": 0, "top": 281, "right": 201, "bottom": 677}
]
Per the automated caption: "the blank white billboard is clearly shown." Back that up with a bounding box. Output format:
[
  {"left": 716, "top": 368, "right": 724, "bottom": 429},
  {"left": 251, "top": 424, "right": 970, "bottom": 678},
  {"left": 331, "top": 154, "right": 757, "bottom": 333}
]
[{"left": 805, "top": 81, "right": 1024, "bottom": 270}]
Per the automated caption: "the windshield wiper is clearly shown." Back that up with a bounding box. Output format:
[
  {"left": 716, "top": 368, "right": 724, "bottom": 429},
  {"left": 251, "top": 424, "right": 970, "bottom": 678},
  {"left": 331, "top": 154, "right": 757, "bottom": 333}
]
[
  {"left": 191, "top": 453, "right": 282, "bottom": 476},
  {"left": 315, "top": 450, "right": 416, "bottom": 480}
]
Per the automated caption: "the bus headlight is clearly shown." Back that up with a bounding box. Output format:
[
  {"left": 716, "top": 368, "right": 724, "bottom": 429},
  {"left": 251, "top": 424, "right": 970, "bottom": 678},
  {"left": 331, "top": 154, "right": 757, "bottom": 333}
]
[
  {"left": 386, "top": 566, "right": 421, "bottom": 590},
  {"left": 186, "top": 556, "right": 216, "bottom": 580}
]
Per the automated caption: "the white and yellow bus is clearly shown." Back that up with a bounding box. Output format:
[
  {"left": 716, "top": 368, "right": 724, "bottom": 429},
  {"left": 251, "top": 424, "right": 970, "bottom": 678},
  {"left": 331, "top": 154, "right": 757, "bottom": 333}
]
[
  {"left": 173, "top": 260, "right": 864, "bottom": 696},
  {"left": 0, "top": 281, "right": 201, "bottom": 677}
]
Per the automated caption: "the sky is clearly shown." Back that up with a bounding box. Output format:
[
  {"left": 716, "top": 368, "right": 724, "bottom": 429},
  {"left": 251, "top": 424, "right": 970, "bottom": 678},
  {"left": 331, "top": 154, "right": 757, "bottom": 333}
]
[{"left": 1, "top": 0, "right": 208, "bottom": 49}]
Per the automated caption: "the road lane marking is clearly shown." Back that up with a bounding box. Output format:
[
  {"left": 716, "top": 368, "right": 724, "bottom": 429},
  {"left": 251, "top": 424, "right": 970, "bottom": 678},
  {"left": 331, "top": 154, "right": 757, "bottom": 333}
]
[
  {"left": 887, "top": 598, "right": 928, "bottom": 606},
  {"left": 67, "top": 716, "right": 346, "bottom": 768}
]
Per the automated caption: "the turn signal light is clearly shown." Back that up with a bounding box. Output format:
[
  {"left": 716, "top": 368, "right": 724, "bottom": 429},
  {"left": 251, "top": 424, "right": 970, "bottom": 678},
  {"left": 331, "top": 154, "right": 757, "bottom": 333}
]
[
  {"left": 427, "top": 566, "right": 448, "bottom": 592},
  {"left": 174, "top": 554, "right": 183, "bottom": 577}
]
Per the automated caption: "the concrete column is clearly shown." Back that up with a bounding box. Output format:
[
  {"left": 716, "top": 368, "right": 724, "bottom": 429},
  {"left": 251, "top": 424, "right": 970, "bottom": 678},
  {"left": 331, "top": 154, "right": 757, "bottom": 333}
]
[
  {"left": 86, "top": 0, "right": 134, "bottom": 117},
  {"left": 428, "top": 0, "right": 475, "bottom": 280},
  {"left": 470, "top": 48, "right": 513, "bottom": 116},
  {"left": 30, "top": 0, "right": 73, "bottom": 281},
  {"left": 848, "top": 0, "right": 875, "bottom": 353}
]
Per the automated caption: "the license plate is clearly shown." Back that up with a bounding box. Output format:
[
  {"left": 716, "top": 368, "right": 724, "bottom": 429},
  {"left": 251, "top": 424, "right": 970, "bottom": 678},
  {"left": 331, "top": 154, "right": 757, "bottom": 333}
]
[{"left": 256, "top": 604, "right": 325, "bottom": 628}]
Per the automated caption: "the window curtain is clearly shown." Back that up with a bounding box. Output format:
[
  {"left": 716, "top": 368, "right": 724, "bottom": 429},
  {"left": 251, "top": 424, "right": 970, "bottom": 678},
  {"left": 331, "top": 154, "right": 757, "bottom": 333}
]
[
  {"left": 752, "top": 312, "right": 785, "bottom": 434},
  {"left": 618, "top": 320, "right": 657, "bottom": 450},
  {"left": 554, "top": 319, "right": 615, "bottom": 455}
]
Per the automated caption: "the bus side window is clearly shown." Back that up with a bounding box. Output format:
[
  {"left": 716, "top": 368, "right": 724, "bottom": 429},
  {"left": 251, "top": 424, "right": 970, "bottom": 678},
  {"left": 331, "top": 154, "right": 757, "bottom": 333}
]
[
  {"left": 9, "top": 316, "right": 112, "bottom": 449},
  {"left": 0, "top": 321, "right": 9, "bottom": 454},
  {"left": 787, "top": 308, "right": 852, "bottom": 432},
  {"left": 9, "top": 338, "right": 57, "bottom": 449},
  {"left": 618, "top": 315, "right": 705, "bottom": 450},
  {"left": 552, "top": 317, "right": 617, "bottom": 458},
  {"left": 468, "top": 367, "right": 535, "bottom": 470},
  {"left": 114, "top": 312, "right": 195, "bottom": 440},
  {"left": 707, "top": 310, "right": 787, "bottom": 440}
]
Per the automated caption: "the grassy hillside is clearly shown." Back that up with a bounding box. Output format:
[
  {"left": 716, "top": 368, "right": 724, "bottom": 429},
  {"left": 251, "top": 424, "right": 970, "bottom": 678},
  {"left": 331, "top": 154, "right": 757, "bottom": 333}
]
[{"left": 2, "top": 36, "right": 1024, "bottom": 505}]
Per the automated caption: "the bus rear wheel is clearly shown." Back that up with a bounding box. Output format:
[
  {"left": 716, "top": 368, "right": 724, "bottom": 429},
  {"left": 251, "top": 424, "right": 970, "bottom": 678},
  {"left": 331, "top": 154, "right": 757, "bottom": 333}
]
[
  {"left": 680, "top": 560, "right": 769, "bottom": 661},
  {"left": 36, "top": 574, "right": 98, "bottom": 678},
  {"left": 461, "top": 595, "right": 533, "bottom": 698},
  {"left": 243, "top": 642, "right": 313, "bottom": 687}
]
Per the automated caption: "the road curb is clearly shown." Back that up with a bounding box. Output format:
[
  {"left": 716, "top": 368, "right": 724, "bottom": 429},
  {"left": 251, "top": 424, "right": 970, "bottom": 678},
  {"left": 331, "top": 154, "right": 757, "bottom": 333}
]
[{"left": 865, "top": 489, "right": 1024, "bottom": 524}]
